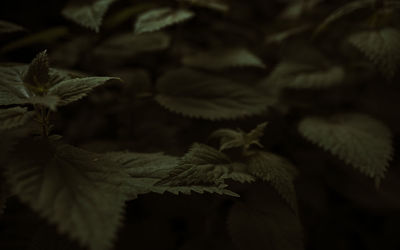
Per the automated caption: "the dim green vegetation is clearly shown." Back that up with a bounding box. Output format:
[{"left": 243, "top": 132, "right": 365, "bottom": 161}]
[{"left": 0, "top": 0, "right": 400, "bottom": 250}]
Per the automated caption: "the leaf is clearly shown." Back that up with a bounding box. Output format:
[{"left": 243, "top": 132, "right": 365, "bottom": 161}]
[
  {"left": 5, "top": 139, "right": 128, "bottom": 250},
  {"left": 0, "top": 20, "right": 25, "bottom": 34},
  {"left": 158, "top": 143, "right": 232, "bottom": 186},
  {"left": 348, "top": 27, "right": 400, "bottom": 78},
  {"left": 24, "top": 50, "right": 50, "bottom": 88},
  {"left": 62, "top": 0, "right": 116, "bottom": 32},
  {"left": 298, "top": 113, "right": 393, "bottom": 186},
  {"left": 134, "top": 7, "right": 195, "bottom": 34},
  {"left": 227, "top": 187, "right": 304, "bottom": 250},
  {"left": 0, "top": 65, "right": 62, "bottom": 109},
  {"left": 93, "top": 32, "right": 170, "bottom": 59},
  {"left": 48, "top": 77, "right": 119, "bottom": 105},
  {"left": 279, "top": 0, "right": 321, "bottom": 20},
  {"left": 265, "top": 25, "right": 310, "bottom": 44},
  {"left": 314, "top": 0, "right": 374, "bottom": 36},
  {"left": 155, "top": 68, "right": 273, "bottom": 120},
  {"left": 0, "top": 107, "right": 35, "bottom": 130},
  {"left": 176, "top": 0, "right": 229, "bottom": 12},
  {"left": 182, "top": 48, "right": 265, "bottom": 70},
  {"left": 211, "top": 122, "right": 268, "bottom": 151},
  {"left": 1, "top": 26, "right": 69, "bottom": 53},
  {"left": 103, "top": 3, "right": 158, "bottom": 29},
  {"left": 264, "top": 61, "right": 345, "bottom": 89},
  {"left": 106, "top": 151, "right": 238, "bottom": 198},
  {"left": 247, "top": 151, "right": 298, "bottom": 211}
]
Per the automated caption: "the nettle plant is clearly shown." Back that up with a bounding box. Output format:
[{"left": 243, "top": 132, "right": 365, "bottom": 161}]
[{"left": 1, "top": 0, "right": 399, "bottom": 249}]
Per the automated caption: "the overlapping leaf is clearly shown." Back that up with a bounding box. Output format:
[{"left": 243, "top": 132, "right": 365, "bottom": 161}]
[
  {"left": 6, "top": 139, "right": 129, "bottom": 250},
  {"left": 62, "top": 0, "right": 116, "bottom": 32},
  {"left": 247, "top": 151, "right": 298, "bottom": 211},
  {"left": 211, "top": 122, "right": 268, "bottom": 151},
  {"left": 155, "top": 68, "right": 273, "bottom": 120},
  {"left": 135, "top": 7, "right": 195, "bottom": 34},
  {"left": 106, "top": 151, "right": 239, "bottom": 198},
  {"left": 0, "top": 64, "right": 69, "bottom": 107},
  {"left": 298, "top": 113, "right": 393, "bottom": 186},
  {"left": 0, "top": 107, "right": 35, "bottom": 130},
  {"left": 264, "top": 61, "right": 345, "bottom": 89},
  {"left": 348, "top": 27, "right": 400, "bottom": 78},
  {"left": 182, "top": 48, "right": 265, "bottom": 70},
  {"left": 157, "top": 143, "right": 255, "bottom": 187}
]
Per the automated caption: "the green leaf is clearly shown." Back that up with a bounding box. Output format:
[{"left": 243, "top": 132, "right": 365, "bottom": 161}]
[
  {"left": 0, "top": 20, "right": 25, "bottom": 34},
  {"left": 227, "top": 188, "right": 304, "bottom": 250},
  {"left": 211, "top": 122, "right": 268, "bottom": 151},
  {"left": 62, "top": 0, "right": 116, "bottom": 32},
  {"left": 298, "top": 113, "right": 393, "bottom": 186},
  {"left": 94, "top": 32, "right": 170, "bottom": 59},
  {"left": 348, "top": 27, "right": 400, "bottom": 78},
  {"left": 176, "top": 0, "right": 229, "bottom": 12},
  {"left": 263, "top": 61, "right": 345, "bottom": 89},
  {"left": 314, "top": 0, "right": 374, "bottom": 36},
  {"left": 247, "top": 151, "right": 298, "bottom": 211},
  {"left": 182, "top": 48, "right": 265, "bottom": 70},
  {"left": 156, "top": 143, "right": 253, "bottom": 187},
  {"left": 265, "top": 25, "right": 310, "bottom": 44},
  {"left": 157, "top": 143, "right": 232, "bottom": 186},
  {"left": 48, "top": 77, "right": 119, "bottom": 105},
  {"left": 134, "top": 7, "right": 195, "bottom": 34},
  {"left": 106, "top": 151, "right": 239, "bottom": 198},
  {"left": 279, "top": 0, "right": 321, "bottom": 20},
  {"left": 24, "top": 50, "right": 50, "bottom": 88},
  {"left": 0, "top": 26, "right": 69, "bottom": 53},
  {"left": 155, "top": 68, "right": 273, "bottom": 120},
  {"left": 0, "top": 107, "right": 35, "bottom": 130},
  {"left": 6, "top": 139, "right": 128, "bottom": 250}
]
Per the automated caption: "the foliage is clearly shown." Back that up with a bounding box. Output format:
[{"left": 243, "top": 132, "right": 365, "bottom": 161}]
[{"left": 0, "top": 0, "right": 399, "bottom": 250}]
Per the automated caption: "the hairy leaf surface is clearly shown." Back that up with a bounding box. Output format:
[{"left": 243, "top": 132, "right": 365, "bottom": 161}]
[
  {"left": 135, "top": 7, "right": 195, "bottom": 34},
  {"left": 298, "top": 113, "right": 393, "bottom": 186},
  {"left": 24, "top": 50, "right": 50, "bottom": 88},
  {"left": 155, "top": 68, "right": 273, "bottom": 120},
  {"left": 6, "top": 139, "right": 128, "bottom": 250}
]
